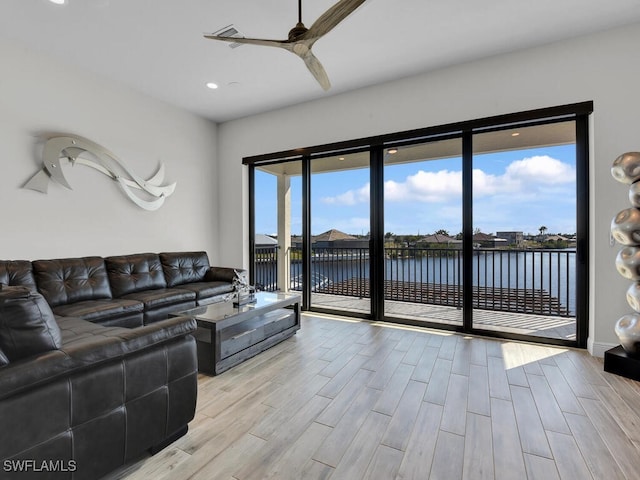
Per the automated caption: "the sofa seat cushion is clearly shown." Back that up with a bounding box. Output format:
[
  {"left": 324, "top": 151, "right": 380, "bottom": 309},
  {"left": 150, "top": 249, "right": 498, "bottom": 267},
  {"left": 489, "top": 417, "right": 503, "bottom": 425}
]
[
  {"left": 142, "top": 301, "right": 196, "bottom": 325},
  {"left": 52, "top": 298, "right": 143, "bottom": 323},
  {"left": 174, "top": 281, "right": 234, "bottom": 301},
  {"left": 121, "top": 288, "right": 196, "bottom": 310},
  {"left": 0, "top": 315, "right": 197, "bottom": 401}
]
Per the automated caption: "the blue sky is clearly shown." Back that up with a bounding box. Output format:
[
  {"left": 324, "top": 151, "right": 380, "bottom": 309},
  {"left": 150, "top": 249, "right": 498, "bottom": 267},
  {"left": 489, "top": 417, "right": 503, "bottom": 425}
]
[{"left": 255, "top": 144, "right": 576, "bottom": 237}]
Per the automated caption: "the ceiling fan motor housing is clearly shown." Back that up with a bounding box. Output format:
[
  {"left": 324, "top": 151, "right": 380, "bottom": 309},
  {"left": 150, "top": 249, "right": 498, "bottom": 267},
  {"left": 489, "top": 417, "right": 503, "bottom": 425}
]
[{"left": 288, "top": 22, "right": 308, "bottom": 41}]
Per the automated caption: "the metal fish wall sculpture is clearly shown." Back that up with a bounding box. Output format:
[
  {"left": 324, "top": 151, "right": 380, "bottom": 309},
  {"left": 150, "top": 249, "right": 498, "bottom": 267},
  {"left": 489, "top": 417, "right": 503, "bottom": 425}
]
[{"left": 23, "top": 135, "right": 176, "bottom": 211}]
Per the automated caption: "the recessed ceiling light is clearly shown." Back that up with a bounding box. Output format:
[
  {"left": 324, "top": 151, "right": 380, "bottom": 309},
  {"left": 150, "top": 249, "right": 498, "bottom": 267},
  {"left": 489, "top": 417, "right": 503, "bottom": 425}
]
[
  {"left": 511, "top": 132, "right": 520, "bottom": 137},
  {"left": 205, "top": 82, "right": 219, "bottom": 90},
  {"left": 338, "top": 157, "right": 345, "bottom": 161},
  {"left": 388, "top": 148, "right": 398, "bottom": 154},
  {"left": 49, "top": 0, "right": 67, "bottom": 5}
]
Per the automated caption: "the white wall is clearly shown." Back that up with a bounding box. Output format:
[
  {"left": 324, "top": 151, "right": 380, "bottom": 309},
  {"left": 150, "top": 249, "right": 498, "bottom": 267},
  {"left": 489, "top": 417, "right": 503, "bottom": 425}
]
[
  {"left": 0, "top": 39, "right": 220, "bottom": 263},
  {"left": 218, "top": 22, "right": 640, "bottom": 355}
]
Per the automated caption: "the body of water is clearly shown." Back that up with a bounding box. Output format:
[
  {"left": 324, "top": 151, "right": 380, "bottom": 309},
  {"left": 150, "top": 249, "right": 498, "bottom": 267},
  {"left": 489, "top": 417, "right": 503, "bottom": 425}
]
[{"left": 256, "top": 249, "right": 576, "bottom": 316}]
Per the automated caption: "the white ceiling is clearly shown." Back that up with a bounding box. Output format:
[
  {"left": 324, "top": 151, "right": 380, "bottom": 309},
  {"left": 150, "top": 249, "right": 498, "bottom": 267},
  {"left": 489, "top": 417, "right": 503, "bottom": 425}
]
[{"left": 2, "top": 0, "right": 640, "bottom": 123}]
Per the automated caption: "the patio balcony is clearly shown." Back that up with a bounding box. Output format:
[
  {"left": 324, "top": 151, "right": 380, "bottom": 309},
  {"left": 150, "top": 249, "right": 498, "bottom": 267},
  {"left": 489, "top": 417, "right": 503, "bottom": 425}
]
[{"left": 254, "top": 245, "right": 576, "bottom": 341}]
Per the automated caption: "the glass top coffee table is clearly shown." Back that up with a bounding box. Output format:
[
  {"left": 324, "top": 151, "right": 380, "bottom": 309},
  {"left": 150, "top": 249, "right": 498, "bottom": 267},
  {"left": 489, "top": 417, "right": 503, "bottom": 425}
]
[{"left": 174, "top": 291, "right": 301, "bottom": 375}]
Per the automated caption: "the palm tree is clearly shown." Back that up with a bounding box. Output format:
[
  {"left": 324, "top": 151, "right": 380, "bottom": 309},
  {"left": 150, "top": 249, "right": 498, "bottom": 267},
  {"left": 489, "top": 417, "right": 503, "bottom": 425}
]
[{"left": 539, "top": 226, "right": 548, "bottom": 237}]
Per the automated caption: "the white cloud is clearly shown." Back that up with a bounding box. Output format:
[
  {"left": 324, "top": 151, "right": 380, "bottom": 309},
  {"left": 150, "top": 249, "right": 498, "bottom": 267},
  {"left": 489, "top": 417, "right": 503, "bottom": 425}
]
[
  {"left": 321, "top": 155, "right": 575, "bottom": 206},
  {"left": 321, "top": 183, "right": 370, "bottom": 205},
  {"left": 504, "top": 155, "right": 575, "bottom": 185},
  {"left": 385, "top": 168, "right": 509, "bottom": 202},
  {"left": 387, "top": 169, "right": 463, "bottom": 202},
  {"left": 323, "top": 190, "right": 358, "bottom": 205}
]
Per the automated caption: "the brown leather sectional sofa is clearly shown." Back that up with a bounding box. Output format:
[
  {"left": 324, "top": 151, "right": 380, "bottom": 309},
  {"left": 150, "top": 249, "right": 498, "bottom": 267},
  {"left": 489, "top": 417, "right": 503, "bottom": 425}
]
[{"left": 0, "top": 251, "right": 242, "bottom": 479}]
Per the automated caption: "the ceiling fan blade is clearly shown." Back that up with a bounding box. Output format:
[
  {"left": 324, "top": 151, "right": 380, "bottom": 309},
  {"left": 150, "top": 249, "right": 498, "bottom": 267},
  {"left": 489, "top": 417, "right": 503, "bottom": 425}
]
[
  {"left": 305, "top": 0, "right": 367, "bottom": 40},
  {"left": 203, "top": 1, "right": 364, "bottom": 91},
  {"left": 203, "top": 34, "right": 293, "bottom": 51},
  {"left": 300, "top": 50, "right": 331, "bottom": 90}
]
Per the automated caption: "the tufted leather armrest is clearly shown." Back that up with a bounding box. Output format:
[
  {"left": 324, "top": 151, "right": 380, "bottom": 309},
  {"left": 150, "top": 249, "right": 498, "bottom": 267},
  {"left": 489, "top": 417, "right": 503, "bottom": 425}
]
[
  {"left": 0, "top": 315, "right": 196, "bottom": 400},
  {"left": 205, "top": 266, "right": 246, "bottom": 283}
]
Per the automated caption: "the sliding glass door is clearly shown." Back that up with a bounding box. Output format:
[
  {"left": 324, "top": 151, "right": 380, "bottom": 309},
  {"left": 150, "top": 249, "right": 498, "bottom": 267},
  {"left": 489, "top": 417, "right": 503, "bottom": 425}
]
[
  {"left": 309, "top": 152, "right": 371, "bottom": 315},
  {"left": 248, "top": 103, "right": 590, "bottom": 348},
  {"left": 471, "top": 122, "right": 578, "bottom": 342},
  {"left": 382, "top": 139, "right": 463, "bottom": 326}
]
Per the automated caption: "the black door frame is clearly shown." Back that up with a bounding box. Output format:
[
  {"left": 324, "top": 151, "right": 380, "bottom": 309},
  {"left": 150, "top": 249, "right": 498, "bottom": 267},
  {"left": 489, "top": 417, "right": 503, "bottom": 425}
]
[{"left": 246, "top": 101, "right": 592, "bottom": 348}]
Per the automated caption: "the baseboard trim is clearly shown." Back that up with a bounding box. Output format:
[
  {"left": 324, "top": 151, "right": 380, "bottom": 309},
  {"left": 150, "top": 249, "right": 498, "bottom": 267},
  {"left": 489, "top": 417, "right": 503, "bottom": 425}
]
[{"left": 588, "top": 338, "right": 618, "bottom": 358}]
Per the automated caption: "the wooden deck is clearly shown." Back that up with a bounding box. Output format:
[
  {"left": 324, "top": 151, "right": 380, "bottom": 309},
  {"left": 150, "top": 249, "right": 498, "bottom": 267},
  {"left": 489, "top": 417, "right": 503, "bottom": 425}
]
[
  {"left": 310, "top": 293, "right": 576, "bottom": 342},
  {"left": 316, "top": 278, "right": 571, "bottom": 317}
]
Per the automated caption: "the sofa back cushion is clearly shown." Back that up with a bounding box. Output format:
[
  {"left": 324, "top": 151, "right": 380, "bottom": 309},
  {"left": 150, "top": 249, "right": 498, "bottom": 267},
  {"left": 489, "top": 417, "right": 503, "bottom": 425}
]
[
  {"left": 159, "top": 252, "right": 210, "bottom": 287},
  {"left": 105, "top": 253, "right": 167, "bottom": 297},
  {"left": 0, "top": 260, "right": 37, "bottom": 292},
  {"left": 32, "top": 257, "right": 112, "bottom": 307},
  {"left": 0, "top": 285, "right": 62, "bottom": 361}
]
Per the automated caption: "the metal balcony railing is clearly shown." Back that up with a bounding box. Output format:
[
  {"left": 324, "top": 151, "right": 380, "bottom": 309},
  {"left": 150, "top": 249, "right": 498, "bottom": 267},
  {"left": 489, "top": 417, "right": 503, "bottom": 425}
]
[
  {"left": 254, "top": 245, "right": 279, "bottom": 291},
  {"left": 254, "top": 245, "right": 576, "bottom": 317}
]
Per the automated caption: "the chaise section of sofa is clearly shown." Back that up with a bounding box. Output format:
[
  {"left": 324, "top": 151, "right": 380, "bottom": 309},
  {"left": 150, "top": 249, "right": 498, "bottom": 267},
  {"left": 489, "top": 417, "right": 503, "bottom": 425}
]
[{"left": 0, "top": 314, "right": 198, "bottom": 480}]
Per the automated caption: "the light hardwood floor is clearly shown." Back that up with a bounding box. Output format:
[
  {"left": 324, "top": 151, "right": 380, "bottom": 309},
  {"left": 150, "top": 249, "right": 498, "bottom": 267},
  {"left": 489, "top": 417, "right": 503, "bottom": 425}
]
[{"left": 105, "top": 313, "right": 640, "bottom": 480}]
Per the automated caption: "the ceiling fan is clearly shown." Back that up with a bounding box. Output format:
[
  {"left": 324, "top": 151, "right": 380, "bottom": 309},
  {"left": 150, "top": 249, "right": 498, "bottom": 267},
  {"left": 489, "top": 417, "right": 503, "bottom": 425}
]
[{"left": 204, "top": 0, "right": 367, "bottom": 90}]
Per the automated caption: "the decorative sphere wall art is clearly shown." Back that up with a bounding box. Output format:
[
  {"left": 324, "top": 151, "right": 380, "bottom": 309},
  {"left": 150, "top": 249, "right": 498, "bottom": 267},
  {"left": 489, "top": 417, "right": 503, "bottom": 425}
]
[
  {"left": 628, "top": 181, "right": 640, "bottom": 208},
  {"left": 626, "top": 283, "right": 640, "bottom": 312},
  {"left": 614, "top": 314, "right": 640, "bottom": 354},
  {"left": 611, "top": 152, "right": 640, "bottom": 184},
  {"left": 615, "top": 246, "right": 640, "bottom": 281},
  {"left": 611, "top": 208, "right": 640, "bottom": 245},
  {"left": 611, "top": 151, "right": 640, "bottom": 355}
]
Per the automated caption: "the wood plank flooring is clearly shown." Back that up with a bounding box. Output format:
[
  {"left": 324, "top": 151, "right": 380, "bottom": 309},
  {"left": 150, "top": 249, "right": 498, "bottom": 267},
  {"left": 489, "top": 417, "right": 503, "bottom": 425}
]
[{"left": 105, "top": 313, "right": 640, "bottom": 480}]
